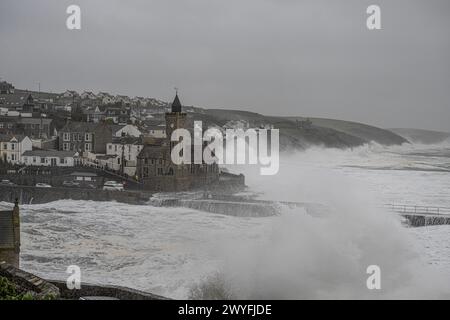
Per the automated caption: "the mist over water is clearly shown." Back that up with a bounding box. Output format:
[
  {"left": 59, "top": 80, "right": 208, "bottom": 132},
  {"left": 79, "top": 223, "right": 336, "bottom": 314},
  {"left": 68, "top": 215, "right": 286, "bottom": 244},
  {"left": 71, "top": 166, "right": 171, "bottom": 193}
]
[
  {"left": 2, "top": 142, "right": 450, "bottom": 299},
  {"left": 210, "top": 143, "right": 450, "bottom": 299}
]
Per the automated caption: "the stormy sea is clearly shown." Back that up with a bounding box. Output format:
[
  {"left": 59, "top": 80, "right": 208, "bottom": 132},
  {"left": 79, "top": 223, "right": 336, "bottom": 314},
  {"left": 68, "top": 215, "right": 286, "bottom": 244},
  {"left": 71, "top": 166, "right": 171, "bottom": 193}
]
[{"left": 2, "top": 141, "right": 450, "bottom": 299}]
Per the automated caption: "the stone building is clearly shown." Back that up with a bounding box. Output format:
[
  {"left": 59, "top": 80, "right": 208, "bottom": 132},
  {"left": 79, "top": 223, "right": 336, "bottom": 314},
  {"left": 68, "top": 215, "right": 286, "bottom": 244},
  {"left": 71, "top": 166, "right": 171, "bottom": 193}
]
[
  {"left": 0, "top": 116, "right": 53, "bottom": 139},
  {"left": 136, "top": 94, "right": 219, "bottom": 191},
  {"left": 0, "top": 200, "right": 20, "bottom": 268},
  {"left": 58, "top": 121, "right": 112, "bottom": 154}
]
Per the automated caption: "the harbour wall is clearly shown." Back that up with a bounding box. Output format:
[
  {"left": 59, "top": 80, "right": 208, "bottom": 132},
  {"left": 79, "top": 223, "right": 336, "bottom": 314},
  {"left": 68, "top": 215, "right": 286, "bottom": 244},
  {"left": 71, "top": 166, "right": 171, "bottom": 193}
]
[{"left": 0, "top": 185, "right": 152, "bottom": 205}]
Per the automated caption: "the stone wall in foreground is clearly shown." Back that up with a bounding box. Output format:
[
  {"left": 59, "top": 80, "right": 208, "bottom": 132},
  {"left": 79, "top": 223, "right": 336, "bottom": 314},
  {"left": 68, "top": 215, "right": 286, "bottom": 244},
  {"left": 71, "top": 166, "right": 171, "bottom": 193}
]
[
  {"left": 49, "top": 280, "right": 169, "bottom": 300},
  {"left": 0, "top": 185, "right": 152, "bottom": 205},
  {"left": 0, "top": 263, "right": 169, "bottom": 300},
  {"left": 0, "top": 262, "right": 60, "bottom": 299}
]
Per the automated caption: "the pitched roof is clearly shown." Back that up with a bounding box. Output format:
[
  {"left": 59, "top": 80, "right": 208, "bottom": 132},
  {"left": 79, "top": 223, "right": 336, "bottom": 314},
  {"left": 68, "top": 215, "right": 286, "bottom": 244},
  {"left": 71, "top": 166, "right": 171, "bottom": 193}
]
[
  {"left": 109, "top": 124, "right": 126, "bottom": 133},
  {"left": 70, "top": 171, "right": 98, "bottom": 177},
  {"left": 171, "top": 94, "right": 182, "bottom": 113},
  {"left": 146, "top": 125, "right": 166, "bottom": 131},
  {"left": 0, "top": 134, "right": 27, "bottom": 142},
  {"left": 137, "top": 144, "right": 171, "bottom": 160},
  {"left": 18, "top": 117, "right": 52, "bottom": 125},
  {"left": 0, "top": 93, "right": 34, "bottom": 106},
  {"left": 61, "top": 121, "right": 100, "bottom": 132},
  {"left": 22, "top": 150, "right": 77, "bottom": 158},
  {"left": 111, "top": 136, "right": 143, "bottom": 145}
]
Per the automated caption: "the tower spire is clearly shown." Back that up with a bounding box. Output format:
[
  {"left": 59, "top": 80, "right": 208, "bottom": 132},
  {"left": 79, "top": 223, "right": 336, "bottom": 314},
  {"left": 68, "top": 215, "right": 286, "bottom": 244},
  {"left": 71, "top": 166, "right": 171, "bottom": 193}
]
[{"left": 171, "top": 89, "right": 182, "bottom": 113}]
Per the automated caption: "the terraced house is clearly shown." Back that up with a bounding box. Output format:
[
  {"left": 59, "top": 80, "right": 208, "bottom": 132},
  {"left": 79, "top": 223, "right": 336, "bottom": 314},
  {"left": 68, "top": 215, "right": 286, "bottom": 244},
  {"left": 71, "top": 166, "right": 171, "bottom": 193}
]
[
  {"left": 0, "top": 116, "right": 53, "bottom": 139},
  {"left": 0, "top": 134, "right": 32, "bottom": 164},
  {"left": 58, "top": 121, "right": 112, "bottom": 154},
  {"left": 21, "top": 150, "right": 79, "bottom": 167}
]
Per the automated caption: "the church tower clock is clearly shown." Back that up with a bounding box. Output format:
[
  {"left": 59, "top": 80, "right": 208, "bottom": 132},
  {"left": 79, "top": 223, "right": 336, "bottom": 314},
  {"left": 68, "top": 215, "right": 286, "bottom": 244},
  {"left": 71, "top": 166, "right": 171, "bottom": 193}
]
[{"left": 165, "top": 92, "right": 187, "bottom": 148}]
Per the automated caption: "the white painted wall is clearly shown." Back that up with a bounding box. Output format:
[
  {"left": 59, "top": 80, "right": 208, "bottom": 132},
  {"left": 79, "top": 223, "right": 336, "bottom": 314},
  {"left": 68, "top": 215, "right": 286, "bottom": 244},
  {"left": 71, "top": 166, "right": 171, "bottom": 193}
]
[
  {"left": 0, "top": 136, "right": 32, "bottom": 164},
  {"left": 22, "top": 155, "right": 76, "bottom": 167}
]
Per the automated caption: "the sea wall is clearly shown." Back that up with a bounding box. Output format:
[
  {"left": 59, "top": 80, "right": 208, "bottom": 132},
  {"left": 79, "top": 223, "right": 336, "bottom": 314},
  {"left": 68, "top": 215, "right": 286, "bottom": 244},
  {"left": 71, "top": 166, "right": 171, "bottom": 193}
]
[
  {"left": 0, "top": 185, "right": 152, "bottom": 205},
  {"left": 49, "top": 280, "right": 169, "bottom": 300},
  {"left": 148, "top": 198, "right": 279, "bottom": 217},
  {"left": 402, "top": 214, "right": 450, "bottom": 227}
]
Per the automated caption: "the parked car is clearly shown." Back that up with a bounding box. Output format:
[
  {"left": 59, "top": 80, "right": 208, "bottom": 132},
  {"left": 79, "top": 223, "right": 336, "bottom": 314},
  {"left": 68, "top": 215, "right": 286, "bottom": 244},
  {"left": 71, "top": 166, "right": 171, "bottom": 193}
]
[
  {"left": 36, "top": 183, "right": 52, "bottom": 188},
  {"left": 63, "top": 181, "right": 80, "bottom": 188},
  {"left": 0, "top": 179, "right": 16, "bottom": 186},
  {"left": 103, "top": 181, "right": 124, "bottom": 191}
]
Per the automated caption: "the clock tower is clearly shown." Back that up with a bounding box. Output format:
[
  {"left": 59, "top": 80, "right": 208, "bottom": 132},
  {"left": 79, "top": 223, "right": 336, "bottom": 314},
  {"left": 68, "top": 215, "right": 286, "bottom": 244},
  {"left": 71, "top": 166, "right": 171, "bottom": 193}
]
[{"left": 165, "top": 92, "right": 187, "bottom": 147}]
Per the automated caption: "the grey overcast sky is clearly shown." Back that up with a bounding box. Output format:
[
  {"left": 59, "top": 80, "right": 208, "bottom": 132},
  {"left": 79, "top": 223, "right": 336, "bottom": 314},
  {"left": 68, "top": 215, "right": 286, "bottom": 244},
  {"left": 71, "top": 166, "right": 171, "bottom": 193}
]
[{"left": 0, "top": 0, "right": 449, "bottom": 131}]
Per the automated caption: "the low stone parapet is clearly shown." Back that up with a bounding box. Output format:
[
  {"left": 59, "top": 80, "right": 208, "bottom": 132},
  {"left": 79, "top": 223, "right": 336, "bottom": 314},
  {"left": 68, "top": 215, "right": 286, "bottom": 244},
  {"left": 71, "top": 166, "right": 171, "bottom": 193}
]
[{"left": 0, "top": 262, "right": 60, "bottom": 299}]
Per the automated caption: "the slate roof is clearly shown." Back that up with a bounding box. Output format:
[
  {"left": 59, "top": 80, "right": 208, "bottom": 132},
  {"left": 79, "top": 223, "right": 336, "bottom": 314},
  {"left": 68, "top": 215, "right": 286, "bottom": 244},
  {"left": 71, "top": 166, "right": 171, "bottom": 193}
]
[
  {"left": 60, "top": 121, "right": 101, "bottom": 132},
  {"left": 0, "top": 134, "right": 27, "bottom": 142},
  {"left": 137, "top": 144, "right": 171, "bottom": 160},
  {"left": 18, "top": 118, "right": 52, "bottom": 125},
  {"left": 70, "top": 171, "right": 98, "bottom": 177},
  {"left": 171, "top": 94, "right": 182, "bottom": 113},
  {"left": 111, "top": 136, "right": 143, "bottom": 145},
  {"left": 0, "top": 93, "right": 33, "bottom": 107},
  {"left": 22, "top": 150, "right": 78, "bottom": 158}
]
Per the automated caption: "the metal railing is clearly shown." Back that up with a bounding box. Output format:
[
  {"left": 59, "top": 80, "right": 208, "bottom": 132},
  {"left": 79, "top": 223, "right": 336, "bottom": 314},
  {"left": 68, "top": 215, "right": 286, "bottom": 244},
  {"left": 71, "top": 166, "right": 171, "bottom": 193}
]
[{"left": 384, "top": 203, "right": 450, "bottom": 216}]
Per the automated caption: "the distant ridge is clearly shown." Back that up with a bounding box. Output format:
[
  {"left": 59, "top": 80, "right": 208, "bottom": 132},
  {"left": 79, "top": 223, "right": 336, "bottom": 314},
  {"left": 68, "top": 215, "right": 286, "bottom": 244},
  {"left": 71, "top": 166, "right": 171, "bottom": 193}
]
[
  {"left": 190, "top": 109, "right": 408, "bottom": 149},
  {"left": 390, "top": 128, "right": 450, "bottom": 144},
  {"left": 286, "top": 117, "right": 409, "bottom": 146}
]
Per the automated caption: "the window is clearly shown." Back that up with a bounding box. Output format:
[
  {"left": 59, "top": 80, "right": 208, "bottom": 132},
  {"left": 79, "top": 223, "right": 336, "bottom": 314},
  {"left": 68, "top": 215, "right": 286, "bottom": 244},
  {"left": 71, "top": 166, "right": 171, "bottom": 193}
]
[
  {"left": 85, "top": 143, "right": 91, "bottom": 151},
  {"left": 11, "top": 143, "right": 15, "bottom": 150},
  {"left": 33, "top": 157, "right": 36, "bottom": 163},
  {"left": 63, "top": 133, "right": 70, "bottom": 141},
  {"left": 85, "top": 133, "right": 91, "bottom": 141},
  {"left": 41, "top": 157, "right": 45, "bottom": 164},
  {"left": 108, "top": 145, "right": 112, "bottom": 150},
  {"left": 11, "top": 154, "right": 15, "bottom": 161},
  {"left": 63, "top": 143, "right": 69, "bottom": 151}
]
